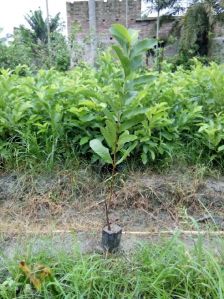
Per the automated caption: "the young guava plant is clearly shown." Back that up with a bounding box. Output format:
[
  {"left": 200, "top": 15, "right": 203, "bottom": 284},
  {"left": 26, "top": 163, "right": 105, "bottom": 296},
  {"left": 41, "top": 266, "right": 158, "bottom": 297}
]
[{"left": 90, "top": 24, "right": 156, "bottom": 252}]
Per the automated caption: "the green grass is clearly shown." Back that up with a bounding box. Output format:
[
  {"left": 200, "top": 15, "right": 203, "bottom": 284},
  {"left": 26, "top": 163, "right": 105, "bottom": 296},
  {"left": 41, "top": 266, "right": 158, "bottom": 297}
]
[{"left": 1, "top": 237, "right": 224, "bottom": 298}]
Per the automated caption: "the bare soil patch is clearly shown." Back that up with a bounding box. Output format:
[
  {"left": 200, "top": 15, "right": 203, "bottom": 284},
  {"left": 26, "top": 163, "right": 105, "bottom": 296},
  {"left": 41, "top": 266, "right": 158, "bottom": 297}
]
[{"left": 0, "top": 168, "right": 224, "bottom": 234}]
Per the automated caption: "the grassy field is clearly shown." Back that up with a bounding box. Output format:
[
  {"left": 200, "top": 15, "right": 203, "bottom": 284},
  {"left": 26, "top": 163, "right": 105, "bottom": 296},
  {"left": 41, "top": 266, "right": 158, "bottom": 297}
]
[{"left": 1, "top": 237, "right": 224, "bottom": 298}]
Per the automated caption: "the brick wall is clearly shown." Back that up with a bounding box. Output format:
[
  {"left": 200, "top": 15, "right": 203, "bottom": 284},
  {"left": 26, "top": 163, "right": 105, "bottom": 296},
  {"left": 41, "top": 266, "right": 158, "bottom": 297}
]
[
  {"left": 67, "top": 0, "right": 224, "bottom": 62},
  {"left": 66, "top": 0, "right": 175, "bottom": 42}
]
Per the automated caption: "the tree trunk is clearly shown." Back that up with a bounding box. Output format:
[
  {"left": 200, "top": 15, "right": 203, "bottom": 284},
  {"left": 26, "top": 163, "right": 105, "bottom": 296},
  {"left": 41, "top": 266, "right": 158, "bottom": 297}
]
[
  {"left": 156, "top": 9, "right": 160, "bottom": 43},
  {"left": 88, "top": 0, "right": 97, "bottom": 65},
  {"left": 125, "top": 0, "right": 128, "bottom": 28},
  {"left": 45, "top": 0, "right": 51, "bottom": 63},
  {"left": 156, "top": 9, "right": 160, "bottom": 70}
]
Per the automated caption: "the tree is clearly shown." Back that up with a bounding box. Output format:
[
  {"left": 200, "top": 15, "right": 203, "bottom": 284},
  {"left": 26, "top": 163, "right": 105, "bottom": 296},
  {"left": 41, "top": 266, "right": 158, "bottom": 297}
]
[
  {"left": 180, "top": 0, "right": 224, "bottom": 57},
  {"left": 22, "top": 9, "right": 61, "bottom": 45},
  {"left": 145, "top": 0, "right": 183, "bottom": 43},
  {"left": 145, "top": 0, "right": 183, "bottom": 68},
  {"left": 88, "top": 0, "right": 97, "bottom": 65},
  {"left": 45, "top": 0, "right": 52, "bottom": 61},
  {"left": 0, "top": 10, "right": 70, "bottom": 71},
  {"left": 22, "top": 9, "right": 70, "bottom": 70},
  {"left": 196, "top": 0, "right": 224, "bottom": 16}
]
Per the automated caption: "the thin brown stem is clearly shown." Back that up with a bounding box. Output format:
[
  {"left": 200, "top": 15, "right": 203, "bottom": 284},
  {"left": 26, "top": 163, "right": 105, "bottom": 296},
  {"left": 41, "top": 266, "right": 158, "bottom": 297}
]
[
  {"left": 108, "top": 121, "right": 119, "bottom": 208},
  {"left": 106, "top": 148, "right": 116, "bottom": 231},
  {"left": 108, "top": 155, "right": 116, "bottom": 205},
  {"left": 104, "top": 199, "right": 111, "bottom": 231},
  {"left": 106, "top": 121, "right": 119, "bottom": 231}
]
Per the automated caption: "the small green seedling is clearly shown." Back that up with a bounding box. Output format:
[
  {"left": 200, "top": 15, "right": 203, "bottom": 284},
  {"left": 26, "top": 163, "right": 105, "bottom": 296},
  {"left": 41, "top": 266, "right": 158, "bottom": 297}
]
[{"left": 90, "top": 24, "right": 157, "bottom": 230}]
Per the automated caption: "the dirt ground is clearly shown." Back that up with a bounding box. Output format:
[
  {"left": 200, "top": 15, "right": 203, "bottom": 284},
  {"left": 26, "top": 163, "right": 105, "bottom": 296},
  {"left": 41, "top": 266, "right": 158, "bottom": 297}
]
[
  {"left": 0, "top": 170, "right": 224, "bottom": 257},
  {"left": 0, "top": 168, "right": 224, "bottom": 256},
  {"left": 0, "top": 169, "right": 224, "bottom": 298}
]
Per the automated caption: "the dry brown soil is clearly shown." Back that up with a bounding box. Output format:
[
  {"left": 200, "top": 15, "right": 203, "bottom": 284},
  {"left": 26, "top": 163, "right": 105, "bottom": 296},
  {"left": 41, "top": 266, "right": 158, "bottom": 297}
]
[
  {"left": 0, "top": 168, "right": 224, "bottom": 232},
  {"left": 0, "top": 168, "right": 224, "bottom": 256}
]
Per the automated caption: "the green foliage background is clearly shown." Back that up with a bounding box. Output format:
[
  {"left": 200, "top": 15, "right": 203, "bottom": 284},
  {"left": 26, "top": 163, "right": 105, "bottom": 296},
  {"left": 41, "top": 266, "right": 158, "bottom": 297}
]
[
  {"left": 0, "top": 10, "right": 70, "bottom": 72},
  {"left": 0, "top": 58, "right": 224, "bottom": 169}
]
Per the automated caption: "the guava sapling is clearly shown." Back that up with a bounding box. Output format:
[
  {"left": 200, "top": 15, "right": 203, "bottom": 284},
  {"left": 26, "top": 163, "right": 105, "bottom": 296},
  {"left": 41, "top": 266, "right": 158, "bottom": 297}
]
[{"left": 90, "top": 24, "right": 157, "bottom": 252}]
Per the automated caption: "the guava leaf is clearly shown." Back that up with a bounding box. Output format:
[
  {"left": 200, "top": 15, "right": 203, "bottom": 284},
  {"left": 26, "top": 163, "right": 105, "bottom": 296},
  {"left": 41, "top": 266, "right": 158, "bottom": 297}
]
[
  {"left": 90, "top": 139, "right": 112, "bottom": 164},
  {"left": 117, "top": 130, "right": 137, "bottom": 150},
  {"left": 101, "top": 120, "right": 117, "bottom": 152},
  {"left": 218, "top": 145, "right": 224, "bottom": 152}
]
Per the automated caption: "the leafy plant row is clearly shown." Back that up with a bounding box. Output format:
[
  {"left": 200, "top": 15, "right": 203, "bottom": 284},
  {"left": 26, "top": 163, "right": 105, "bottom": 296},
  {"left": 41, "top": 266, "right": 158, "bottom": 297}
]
[{"left": 0, "top": 25, "right": 224, "bottom": 168}]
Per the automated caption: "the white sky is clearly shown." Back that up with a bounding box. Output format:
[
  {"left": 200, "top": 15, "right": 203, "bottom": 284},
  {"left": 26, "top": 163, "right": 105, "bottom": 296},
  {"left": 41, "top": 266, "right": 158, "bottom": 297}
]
[{"left": 0, "top": 0, "right": 68, "bottom": 37}]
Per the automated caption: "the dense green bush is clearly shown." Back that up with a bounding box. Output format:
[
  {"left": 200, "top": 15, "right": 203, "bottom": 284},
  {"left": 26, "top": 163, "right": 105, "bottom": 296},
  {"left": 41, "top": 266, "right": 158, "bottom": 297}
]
[{"left": 0, "top": 57, "right": 224, "bottom": 168}]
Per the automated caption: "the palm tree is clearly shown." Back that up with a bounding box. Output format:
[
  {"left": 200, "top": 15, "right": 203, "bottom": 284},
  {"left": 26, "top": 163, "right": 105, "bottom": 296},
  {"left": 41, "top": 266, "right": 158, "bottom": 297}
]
[
  {"left": 197, "top": 0, "right": 224, "bottom": 16},
  {"left": 15, "top": 9, "right": 65, "bottom": 69},
  {"left": 24, "top": 9, "right": 61, "bottom": 44},
  {"left": 145, "top": 0, "right": 184, "bottom": 68},
  {"left": 145, "top": 0, "right": 183, "bottom": 45}
]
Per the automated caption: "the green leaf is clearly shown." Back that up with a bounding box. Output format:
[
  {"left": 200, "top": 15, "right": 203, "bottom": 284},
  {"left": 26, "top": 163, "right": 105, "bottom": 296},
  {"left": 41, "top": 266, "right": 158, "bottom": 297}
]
[
  {"left": 218, "top": 145, "right": 224, "bottom": 152},
  {"left": 130, "top": 54, "right": 143, "bottom": 71},
  {"left": 141, "top": 152, "right": 148, "bottom": 165},
  {"left": 112, "top": 45, "right": 131, "bottom": 77},
  {"left": 69, "top": 107, "right": 86, "bottom": 115},
  {"left": 119, "top": 117, "right": 142, "bottom": 131},
  {"left": 130, "top": 38, "right": 157, "bottom": 58},
  {"left": 128, "top": 29, "right": 139, "bottom": 45},
  {"left": 123, "top": 90, "right": 138, "bottom": 105},
  {"left": 123, "top": 108, "right": 148, "bottom": 119},
  {"left": 117, "top": 130, "right": 137, "bottom": 150},
  {"left": 80, "top": 136, "right": 90, "bottom": 145},
  {"left": 101, "top": 120, "right": 117, "bottom": 152},
  {"left": 89, "top": 139, "right": 112, "bottom": 164},
  {"left": 131, "top": 74, "right": 156, "bottom": 87},
  {"left": 149, "top": 150, "right": 155, "bottom": 160},
  {"left": 116, "top": 141, "right": 138, "bottom": 165},
  {"left": 110, "top": 24, "right": 131, "bottom": 49}
]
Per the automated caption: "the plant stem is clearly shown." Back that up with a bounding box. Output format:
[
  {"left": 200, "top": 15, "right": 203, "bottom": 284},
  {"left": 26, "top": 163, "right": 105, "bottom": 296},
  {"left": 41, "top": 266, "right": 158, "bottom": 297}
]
[
  {"left": 109, "top": 155, "right": 116, "bottom": 204},
  {"left": 104, "top": 199, "right": 111, "bottom": 231},
  {"left": 106, "top": 150, "right": 116, "bottom": 231},
  {"left": 108, "top": 120, "right": 119, "bottom": 207},
  {"left": 106, "top": 121, "right": 119, "bottom": 231}
]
